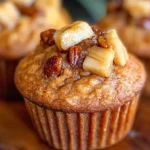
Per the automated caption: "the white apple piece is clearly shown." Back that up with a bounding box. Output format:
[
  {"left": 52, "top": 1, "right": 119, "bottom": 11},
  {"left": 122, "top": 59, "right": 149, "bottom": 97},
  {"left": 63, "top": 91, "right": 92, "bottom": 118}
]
[
  {"left": 105, "top": 30, "right": 128, "bottom": 66},
  {"left": 54, "top": 21, "right": 94, "bottom": 51},
  {"left": 83, "top": 46, "right": 115, "bottom": 77},
  {"left": 123, "top": 0, "right": 150, "bottom": 18},
  {"left": 0, "top": 2, "right": 20, "bottom": 29}
]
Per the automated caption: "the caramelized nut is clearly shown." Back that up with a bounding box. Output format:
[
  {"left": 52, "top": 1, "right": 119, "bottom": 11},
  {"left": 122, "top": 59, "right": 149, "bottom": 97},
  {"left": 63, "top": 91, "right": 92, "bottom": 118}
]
[
  {"left": 16, "top": 4, "right": 42, "bottom": 17},
  {"left": 40, "top": 29, "right": 56, "bottom": 46},
  {"left": 68, "top": 45, "right": 82, "bottom": 67},
  {"left": 107, "top": 0, "right": 123, "bottom": 12},
  {"left": 44, "top": 56, "right": 62, "bottom": 78},
  {"left": 98, "top": 36, "right": 110, "bottom": 48},
  {"left": 91, "top": 25, "right": 102, "bottom": 35}
]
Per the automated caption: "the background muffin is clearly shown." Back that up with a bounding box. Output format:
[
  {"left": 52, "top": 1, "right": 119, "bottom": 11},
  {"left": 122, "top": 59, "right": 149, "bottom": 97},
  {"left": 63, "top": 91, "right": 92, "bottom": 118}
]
[
  {"left": 0, "top": 0, "right": 71, "bottom": 100},
  {"left": 97, "top": 0, "right": 150, "bottom": 96},
  {"left": 15, "top": 21, "right": 146, "bottom": 149}
]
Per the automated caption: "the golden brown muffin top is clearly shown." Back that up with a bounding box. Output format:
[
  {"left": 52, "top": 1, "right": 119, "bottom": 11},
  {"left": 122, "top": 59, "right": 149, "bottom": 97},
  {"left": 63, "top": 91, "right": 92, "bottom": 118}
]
[
  {"left": 97, "top": 0, "right": 150, "bottom": 58},
  {"left": 15, "top": 21, "right": 146, "bottom": 112},
  {"left": 0, "top": 0, "right": 71, "bottom": 60}
]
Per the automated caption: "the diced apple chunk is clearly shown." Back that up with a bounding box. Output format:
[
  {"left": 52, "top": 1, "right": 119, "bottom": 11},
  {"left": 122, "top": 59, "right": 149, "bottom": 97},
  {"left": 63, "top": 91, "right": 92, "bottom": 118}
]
[
  {"left": 8, "top": 0, "right": 35, "bottom": 6},
  {"left": 54, "top": 21, "right": 94, "bottom": 51},
  {"left": 123, "top": 0, "right": 150, "bottom": 18},
  {"left": 88, "top": 46, "right": 114, "bottom": 62},
  {"left": 105, "top": 30, "right": 128, "bottom": 66},
  {"left": 83, "top": 46, "right": 114, "bottom": 77},
  {"left": 0, "top": 2, "right": 20, "bottom": 29}
]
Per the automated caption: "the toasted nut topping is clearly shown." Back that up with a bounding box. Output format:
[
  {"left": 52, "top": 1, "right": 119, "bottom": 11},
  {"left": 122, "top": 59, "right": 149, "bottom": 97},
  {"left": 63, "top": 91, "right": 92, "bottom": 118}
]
[
  {"left": 54, "top": 21, "right": 94, "bottom": 51},
  {"left": 98, "top": 36, "right": 110, "bottom": 48},
  {"left": 83, "top": 46, "right": 114, "bottom": 77},
  {"left": 107, "top": 0, "right": 123, "bottom": 12},
  {"left": 91, "top": 25, "right": 102, "bottom": 35},
  {"left": 68, "top": 45, "right": 82, "bottom": 67},
  {"left": 16, "top": 4, "right": 42, "bottom": 17},
  {"left": 105, "top": 29, "right": 128, "bottom": 66},
  {"left": 40, "top": 29, "right": 56, "bottom": 46},
  {"left": 44, "top": 56, "right": 62, "bottom": 78}
]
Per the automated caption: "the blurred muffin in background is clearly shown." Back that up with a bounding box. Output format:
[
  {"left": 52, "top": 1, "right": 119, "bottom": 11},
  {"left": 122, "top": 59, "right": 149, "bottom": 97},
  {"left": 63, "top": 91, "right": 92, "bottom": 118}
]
[
  {"left": 0, "top": 0, "right": 71, "bottom": 100},
  {"left": 97, "top": 0, "right": 150, "bottom": 96}
]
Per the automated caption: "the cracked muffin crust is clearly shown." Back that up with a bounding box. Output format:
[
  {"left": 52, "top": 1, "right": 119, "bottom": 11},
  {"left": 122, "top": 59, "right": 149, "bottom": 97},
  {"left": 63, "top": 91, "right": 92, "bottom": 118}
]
[{"left": 15, "top": 21, "right": 146, "bottom": 112}]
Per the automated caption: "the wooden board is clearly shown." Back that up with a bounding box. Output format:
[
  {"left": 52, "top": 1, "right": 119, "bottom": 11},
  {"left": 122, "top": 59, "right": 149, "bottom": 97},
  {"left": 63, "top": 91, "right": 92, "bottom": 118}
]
[
  {"left": 0, "top": 101, "right": 49, "bottom": 150},
  {"left": 0, "top": 97, "right": 150, "bottom": 150}
]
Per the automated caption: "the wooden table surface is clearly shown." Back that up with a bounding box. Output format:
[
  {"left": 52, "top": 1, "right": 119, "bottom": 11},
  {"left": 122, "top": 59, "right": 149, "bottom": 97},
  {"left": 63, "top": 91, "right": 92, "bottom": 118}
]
[{"left": 0, "top": 97, "right": 150, "bottom": 150}]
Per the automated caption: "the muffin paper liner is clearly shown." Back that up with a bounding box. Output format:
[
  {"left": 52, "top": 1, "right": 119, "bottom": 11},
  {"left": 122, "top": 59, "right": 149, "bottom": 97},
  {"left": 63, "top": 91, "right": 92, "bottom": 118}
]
[
  {"left": 25, "top": 96, "right": 139, "bottom": 150},
  {"left": 0, "top": 59, "right": 21, "bottom": 100},
  {"left": 141, "top": 58, "right": 150, "bottom": 97}
]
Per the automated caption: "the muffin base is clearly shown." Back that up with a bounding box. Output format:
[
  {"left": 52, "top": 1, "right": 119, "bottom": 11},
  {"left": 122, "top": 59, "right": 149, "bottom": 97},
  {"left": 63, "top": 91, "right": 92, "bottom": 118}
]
[
  {"left": 25, "top": 96, "right": 139, "bottom": 150},
  {"left": 0, "top": 59, "right": 22, "bottom": 100}
]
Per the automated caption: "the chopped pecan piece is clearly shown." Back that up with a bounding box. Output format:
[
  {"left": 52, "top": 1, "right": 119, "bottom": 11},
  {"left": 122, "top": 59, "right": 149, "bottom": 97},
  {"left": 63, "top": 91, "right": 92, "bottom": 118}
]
[
  {"left": 107, "top": 0, "right": 123, "bottom": 13},
  {"left": 91, "top": 25, "right": 103, "bottom": 36},
  {"left": 16, "top": 4, "right": 42, "bottom": 17},
  {"left": 68, "top": 45, "right": 82, "bottom": 67},
  {"left": 98, "top": 36, "right": 110, "bottom": 48},
  {"left": 40, "top": 29, "right": 56, "bottom": 46},
  {"left": 44, "top": 56, "right": 62, "bottom": 78}
]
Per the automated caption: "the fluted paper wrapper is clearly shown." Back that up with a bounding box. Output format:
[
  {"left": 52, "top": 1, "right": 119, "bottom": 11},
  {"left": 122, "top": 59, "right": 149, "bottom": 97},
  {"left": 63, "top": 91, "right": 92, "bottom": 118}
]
[
  {"left": 141, "top": 58, "right": 150, "bottom": 97},
  {"left": 0, "top": 59, "right": 21, "bottom": 100},
  {"left": 25, "top": 96, "right": 139, "bottom": 150}
]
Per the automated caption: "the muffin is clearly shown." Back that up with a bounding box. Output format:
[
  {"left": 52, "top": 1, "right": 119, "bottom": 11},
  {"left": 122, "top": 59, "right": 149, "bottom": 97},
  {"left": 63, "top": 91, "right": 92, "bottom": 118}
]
[
  {"left": 15, "top": 21, "right": 146, "bottom": 149},
  {"left": 97, "top": 0, "right": 150, "bottom": 96},
  {"left": 0, "top": 0, "right": 71, "bottom": 100}
]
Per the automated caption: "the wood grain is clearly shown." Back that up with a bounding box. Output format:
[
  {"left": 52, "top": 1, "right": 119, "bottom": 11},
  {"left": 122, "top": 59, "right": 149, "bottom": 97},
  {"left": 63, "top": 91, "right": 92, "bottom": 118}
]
[
  {"left": 0, "top": 97, "right": 149, "bottom": 150},
  {"left": 0, "top": 101, "right": 49, "bottom": 150}
]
